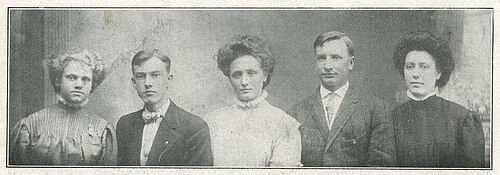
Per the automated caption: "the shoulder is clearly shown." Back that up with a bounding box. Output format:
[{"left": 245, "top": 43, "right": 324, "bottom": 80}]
[
  {"left": 436, "top": 97, "right": 477, "bottom": 120},
  {"left": 354, "top": 89, "right": 388, "bottom": 106},
  {"left": 204, "top": 105, "right": 233, "bottom": 124},
  {"left": 263, "top": 102, "right": 300, "bottom": 129},
  {"left": 288, "top": 93, "right": 316, "bottom": 114},
  {"left": 437, "top": 97, "right": 469, "bottom": 112},
  {"left": 170, "top": 103, "right": 209, "bottom": 130},
  {"left": 23, "top": 105, "right": 61, "bottom": 121},
  {"left": 117, "top": 109, "right": 142, "bottom": 126}
]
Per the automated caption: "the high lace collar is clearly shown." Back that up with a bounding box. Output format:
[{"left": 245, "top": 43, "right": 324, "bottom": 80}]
[
  {"left": 234, "top": 90, "right": 268, "bottom": 109},
  {"left": 408, "top": 94, "right": 439, "bottom": 109},
  {"left": 57, "top": 94, "right": 89, "bottom": 110},
  {"left": 406, "top": 88, "right": 438, "bottom": 101}
]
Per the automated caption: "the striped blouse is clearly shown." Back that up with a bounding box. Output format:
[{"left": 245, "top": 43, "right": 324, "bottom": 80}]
[{"left": 9, "top": 103, "right": 117, "bottom": 166}]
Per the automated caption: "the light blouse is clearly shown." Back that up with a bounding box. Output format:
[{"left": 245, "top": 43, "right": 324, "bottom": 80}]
[{"left": 204, "top": 91, "right": 302, "bottom": 167}]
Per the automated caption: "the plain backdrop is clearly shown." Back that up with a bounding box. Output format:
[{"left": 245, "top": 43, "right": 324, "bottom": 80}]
[{"left": 8, "top": 9, "right": 492, "bottom": 166}]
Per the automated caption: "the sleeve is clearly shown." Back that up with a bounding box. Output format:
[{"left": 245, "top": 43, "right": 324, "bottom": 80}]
[
  {"left": 458, "top": 110, "right": 485, "bottom": 167},
  {"left": 9, "top": 119, "right": 32, "bottom": 165},
  {"left": 98, "top": 123, "right": 118, "bottom": 166},
  {"left": 269, "top": 114, "right": 303, "bottom": 167},
  {"left": 184, "top": 120, "right": 214, "bottom": 166},
  {"left": 365, "top": 99, "right": 396, "bottom": 166}
]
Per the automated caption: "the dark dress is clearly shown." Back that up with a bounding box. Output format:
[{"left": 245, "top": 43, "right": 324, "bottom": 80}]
[{"left": 393, "top": 95, "right": 485, "bottom": 167}]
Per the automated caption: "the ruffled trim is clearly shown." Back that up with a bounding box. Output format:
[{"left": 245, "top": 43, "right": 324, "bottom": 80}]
[
  {"left": 234, "top": 90, "right": 268, "bottom": 108},
  {"left": 57, "top": 94, "right": 89, "bottom": 109}
]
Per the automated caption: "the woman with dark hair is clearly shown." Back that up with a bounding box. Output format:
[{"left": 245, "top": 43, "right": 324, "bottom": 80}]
[
  {"left": 9, "top": 49, "right": 117, "bottom": 165},
  {"left": 204, "top": 35, "right": 302, "bottom": 167},
  {"left": 392, "top": 31, "right": 485, "bottom": 167}
]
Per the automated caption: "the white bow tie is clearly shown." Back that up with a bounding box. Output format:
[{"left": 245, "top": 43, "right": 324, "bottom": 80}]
[{"left": 142, "top": 111, "right": 163, "bottom": 124}]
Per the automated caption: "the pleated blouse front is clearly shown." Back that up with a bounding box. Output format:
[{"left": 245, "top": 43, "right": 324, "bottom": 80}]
[{"left": 9, "top": 104, "right": 117, "bottom": 166}]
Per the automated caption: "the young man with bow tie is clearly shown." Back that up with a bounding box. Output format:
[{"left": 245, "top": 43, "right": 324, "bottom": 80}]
[{"left": 116, "top": 49, "right": 213, "bottom": 166}]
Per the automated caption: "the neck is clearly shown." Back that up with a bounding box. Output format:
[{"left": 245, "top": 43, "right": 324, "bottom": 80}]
[
  {"left": 145, "top": 97, "right": 168, "bottom": 112},
  {"left": 56, "top": 94, "right": 88, "bottom": 109},
  {"left": 322, "top": 80, "right": 347, "bottom": 92},
  {"left": 235, "top": 90, "right": 268, "bottom": 108}
]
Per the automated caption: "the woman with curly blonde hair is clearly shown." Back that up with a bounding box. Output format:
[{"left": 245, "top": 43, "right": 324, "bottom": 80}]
[{"left": 9, "top": 49, "right": 117, "bottom": 166}]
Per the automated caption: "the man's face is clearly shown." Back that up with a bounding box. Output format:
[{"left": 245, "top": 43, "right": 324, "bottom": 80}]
[
  {"left": 132, "top": 56, "right": 172, "bottom": 107},
  {"left": 229, "top": 55, "right": 267, "bottom": 102},
  {"left": 314, "top": 39, "right": 354, "bottom": 90},
  {"left": 404, "top": 51, "right": 441, "bottom": 97},
  {"left": 59, "top": 61, "right": 93, "bottom": 103}
]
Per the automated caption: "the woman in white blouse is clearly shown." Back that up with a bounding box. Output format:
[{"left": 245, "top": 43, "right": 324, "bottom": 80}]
[{"left": 204, "top": 35, "right": 302, "bottom": 167}]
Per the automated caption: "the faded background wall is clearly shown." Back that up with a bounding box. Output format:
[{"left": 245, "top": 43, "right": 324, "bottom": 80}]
[{"left": 9, "top": 9, "right": 492, "bottom": 166}]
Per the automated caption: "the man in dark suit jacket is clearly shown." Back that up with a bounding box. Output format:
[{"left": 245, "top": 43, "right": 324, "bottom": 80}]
[
  {"left": 116, "top": 49, "right": 213, "bottom": 166},
  {"left": 287, "top": 31, "right": 394, "bottom": 167}
]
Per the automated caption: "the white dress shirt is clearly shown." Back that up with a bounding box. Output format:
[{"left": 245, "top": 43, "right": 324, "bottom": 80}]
[
  {"left": 140, "top": 99, "right": 170, "bottom": 166},
  {"left": 320, "top": 81, "right": 349, "bottom": 130}
]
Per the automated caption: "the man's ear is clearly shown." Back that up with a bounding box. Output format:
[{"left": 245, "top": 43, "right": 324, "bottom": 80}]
[
  {"left": 167, "top": 74, "right": 173, "bottom": 81},
  {"left": 131, "top": 77, "right": 136, "bottom": 85},
  {"left": 348, "top": 56, "right": 355, "bottom": 70}
]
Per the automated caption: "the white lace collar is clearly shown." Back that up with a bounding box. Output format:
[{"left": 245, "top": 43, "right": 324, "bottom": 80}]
[
  {"left": 406, "top": 88, "right": 438, "bottom": 101},
  {"left": 234, "top": 90, "right": 268, "bottom": 108},
  {"left": 57, "top": 94, "right": 89, "bottom": 109}
]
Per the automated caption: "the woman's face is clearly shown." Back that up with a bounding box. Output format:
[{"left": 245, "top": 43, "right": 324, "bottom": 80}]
[
  {"left": 59, "top": 61, "right": 93, "bottom": 104},
  {"left": 229, "top": 55, "right": 267, "bottom": 102},
  {"left": 404, "top": 51, "right": 442, "bottom": 97}
]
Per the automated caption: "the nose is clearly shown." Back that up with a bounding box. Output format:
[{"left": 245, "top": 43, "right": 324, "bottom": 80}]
[
  {"left": 144, "top": 75, "right": 153, "bottom": 88},
  {"left": 74, "top": 78, "right": 83, "bottom": 89},
  {"left": 323, "top": 56, "right": 334, "bottom": 71},
  {"left": 241, "top": 74, "right": 249, "bottom": 87},
  {"left": 411, "top": 69, "right": 421, "bottom": 79}
]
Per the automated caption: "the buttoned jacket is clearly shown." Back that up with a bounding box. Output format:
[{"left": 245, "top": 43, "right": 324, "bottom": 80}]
[{"left": 287, "top": 86, "right": 395, "bottom": 167}]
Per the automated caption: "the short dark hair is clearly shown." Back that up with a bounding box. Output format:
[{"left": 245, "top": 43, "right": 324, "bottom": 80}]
[
  {"left": 216, "top": 35, "right": 275, "bottom": 88},
  {"left": 47, "top": 48, "right": 106, "bottom": 93},
  {"left": 131, "top": 49, "right": 171, "bottom": 73},
  {"left": 393, "top": 31, "right": 455, "bottom": 88},
  {"left": 313, "top": 31, "right": 355, "bottom": 57}
]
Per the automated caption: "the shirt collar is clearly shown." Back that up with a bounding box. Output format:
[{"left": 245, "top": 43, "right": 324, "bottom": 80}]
[
  {"left": 320, "top": 81, "right": 349, "bottom": 99},
  {"left": 144, "top": 98, "right": 171, "bottom": 116},
  {"left": 406, "top": 88, "right": 438, "bottom": 101}
]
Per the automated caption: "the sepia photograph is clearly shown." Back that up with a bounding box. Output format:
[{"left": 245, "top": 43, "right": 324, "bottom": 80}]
[{"left": 6, "top": 7, "right": 492, "bottom": 172}]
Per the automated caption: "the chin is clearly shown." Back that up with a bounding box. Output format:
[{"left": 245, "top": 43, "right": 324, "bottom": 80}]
[{"left": 68, "top": 98, "right": 84, "bottom": 103}]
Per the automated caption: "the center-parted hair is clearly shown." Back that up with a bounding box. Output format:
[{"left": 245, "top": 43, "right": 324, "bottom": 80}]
[
  {"left": 131, "top": 49, "right": 171, "bottom": 73},
  {"left": 216, "top": 35, "right": 275, "bottom": 88},
  {"left": 46, "top": 48, "right": 106, "bottom": 93},
  {"left": 314, "top": 31, "right": 355, "bottom": 57},
  {"left": 393, "top": 31, "right": 455, "bottom": 88}
]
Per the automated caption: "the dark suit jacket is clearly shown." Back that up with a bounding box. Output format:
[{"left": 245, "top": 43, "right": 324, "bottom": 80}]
[
  {"left": 116, "top": 102, "right": 213, "bottom": 166},
  {"left": 287, "top": 86, "right": 395, "bottom": 167}
]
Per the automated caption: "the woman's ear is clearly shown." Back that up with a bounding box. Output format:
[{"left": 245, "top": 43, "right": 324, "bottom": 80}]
[{"left": 436, "top": 71, "right": 442, "bottom": 80}]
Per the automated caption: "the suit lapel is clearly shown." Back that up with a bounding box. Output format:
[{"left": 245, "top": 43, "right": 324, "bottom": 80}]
[
  {"left": 130, "top": 110, "right": 146, "bottom": 165},
  {"left": 145, "top": 102, "right": 181, "bottom": 165},
  {"left": 324, "top": 86, "right": 360, "bottom": 152},
  {"left": 308, "top": 89, "right": 329, "bottom": 139}
]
